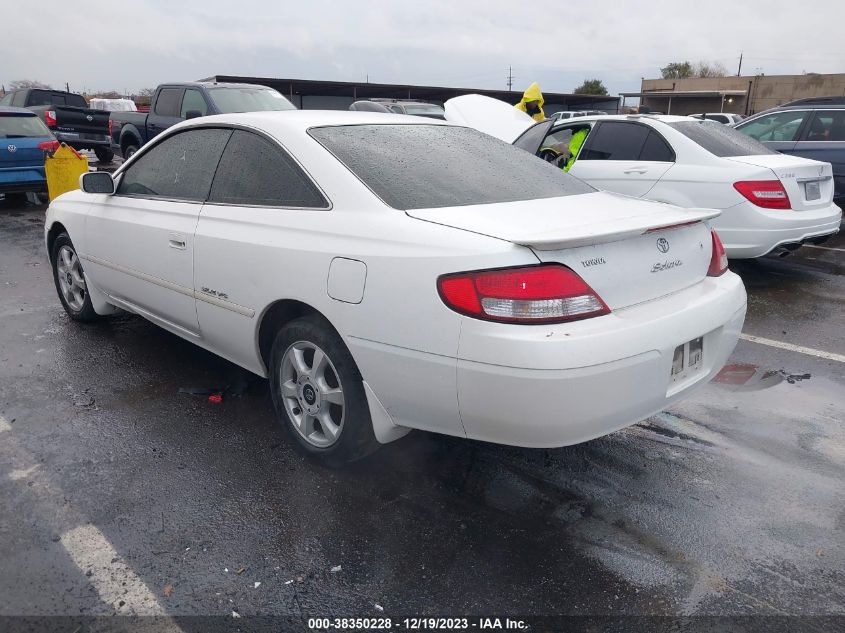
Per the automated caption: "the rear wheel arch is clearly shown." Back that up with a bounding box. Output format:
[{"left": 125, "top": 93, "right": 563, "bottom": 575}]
[
  {"left": 120, "top": 130, "right": 142, "bottom": 155},
  {"left": 257, "top": 299, "right": 340, "bottom": 373}
]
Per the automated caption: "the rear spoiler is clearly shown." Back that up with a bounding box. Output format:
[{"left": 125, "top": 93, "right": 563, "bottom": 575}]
[{"left": 512, "top": 208, "right": 720, "bottom": 251}]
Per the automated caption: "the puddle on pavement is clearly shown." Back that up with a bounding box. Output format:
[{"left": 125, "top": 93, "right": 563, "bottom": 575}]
[{"left": 712, "top": 363, "right": 812, "bottom": 391}]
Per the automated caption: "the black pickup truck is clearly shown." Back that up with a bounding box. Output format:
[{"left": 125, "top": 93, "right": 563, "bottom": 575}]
[
  {"left": 110, "top": 82, "right": 296, "bottom": 159},
  {"left": 0, "top": 88, "right": 113, "bottom": 163}
]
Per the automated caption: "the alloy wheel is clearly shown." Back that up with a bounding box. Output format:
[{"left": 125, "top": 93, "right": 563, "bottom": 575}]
[{"left": 279, "top": 341, "right": 346, "bottom": 448}]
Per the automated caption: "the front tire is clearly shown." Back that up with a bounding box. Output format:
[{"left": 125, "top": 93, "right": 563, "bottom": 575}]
[
  {"left": 93, "top": 147, "right": 114, "bottom": 164},
  {"left": 51, "top": 233, "right": 100, "bottom": 322},
  {"left": 269, "top": 316, "right": 379, "bottom": 466}
]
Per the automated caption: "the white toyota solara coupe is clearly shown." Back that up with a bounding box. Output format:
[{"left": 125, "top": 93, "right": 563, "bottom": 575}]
[
  {"left": 45, "top": 111, "right": 747, "bottom": 465},
  {"left": 445, "top": 95, "right": 842, "bottom": 259}
]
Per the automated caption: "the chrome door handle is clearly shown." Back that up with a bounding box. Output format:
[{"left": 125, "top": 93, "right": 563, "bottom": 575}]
[{"left": 624, "top": 168, "right": 648, "bottom": 174}]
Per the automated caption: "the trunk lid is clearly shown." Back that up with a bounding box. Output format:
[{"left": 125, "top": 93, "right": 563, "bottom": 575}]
[
  {"left": 408, "top": 191, "right": 719, "bottom": 309},
  {"left": 444, "top": 94, "right": 535, "bottom": 143},
  {"left": 726, "top": 154, "right": 835, "bottom": 211}
]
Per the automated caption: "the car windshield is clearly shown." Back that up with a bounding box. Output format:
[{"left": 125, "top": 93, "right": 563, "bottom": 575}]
[
  {"left": 309, "top": 124, "right": 594, "bottom": 210},
  {"left": 669, "top": 119, "right": 775, "bottom": 157},
  {"left": 207, "top": 87, "right": 296, "bottom": 113},
  {"left": 0, "top": 114, "right": 51, "bottom": 138},
  {"left": 402, "top": 104, "right": 446, "bottom": 119}
]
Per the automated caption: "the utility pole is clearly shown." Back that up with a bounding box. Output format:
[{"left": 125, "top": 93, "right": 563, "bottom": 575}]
[
  {"left": 66, "top": 82, "right": 70, "bottom": 92},
  {"left": 737, "top": 53, "right": 743, "bottom": 77},
  {"left": 506, "top": 66, "right": 514, "bottom": 91}
]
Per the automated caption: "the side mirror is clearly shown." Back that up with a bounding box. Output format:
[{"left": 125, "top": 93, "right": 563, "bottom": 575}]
[
  {"left": 80, "top": 171, "right": 115, "bottom": 195},
  {"left": 185, "top": 110, "right": 203, "bottom": 120}
]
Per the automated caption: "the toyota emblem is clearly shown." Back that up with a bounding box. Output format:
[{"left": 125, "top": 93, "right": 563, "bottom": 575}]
[
  {"left": 86, "top": 114, "right": 93, "bottom": 121},
  {"left": 656, "top": 237, "right": 670, "bottom": 253},
  {"left": 6, "top": 144, "right": 16, "bottom": 153}
]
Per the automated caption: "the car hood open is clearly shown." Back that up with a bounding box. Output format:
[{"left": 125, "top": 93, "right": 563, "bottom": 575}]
[{"left": 444, "top": 94, "right": 537, "bottom": 144}]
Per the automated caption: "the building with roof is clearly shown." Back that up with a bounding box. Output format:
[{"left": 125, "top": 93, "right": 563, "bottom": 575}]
[
  {"left": 623, "top": 73, "right": 845, "bottom": 116},
  {"left": 201, "top": 75, "right": 620, "bottom": 115},
  {"left": 620, "top": 73, "right": 845, "bottom": 115}
]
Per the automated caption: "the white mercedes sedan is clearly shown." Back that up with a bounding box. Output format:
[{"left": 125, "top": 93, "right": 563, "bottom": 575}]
[
  {"left": 45, "top": 111, "right": 747, "bottom": 465},
  {"left": 446, "top": 95, "right": 842, "bottom": 259}
]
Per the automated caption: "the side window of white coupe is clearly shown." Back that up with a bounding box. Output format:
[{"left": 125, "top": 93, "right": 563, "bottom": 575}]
[
  {"left": 208, "top": 130, "right": 329, "bottom": 208},
  {"left": 116, "top": 128, "right": 232, "bottom": 201}
]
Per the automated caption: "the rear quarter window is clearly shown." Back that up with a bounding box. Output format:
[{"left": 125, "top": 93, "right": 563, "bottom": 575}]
[
  {"left": 669, "top": 120, "right": 775, "bottom": 157},
  {"left": 309, "top": 124, "right": 594, "bottom": 211}
]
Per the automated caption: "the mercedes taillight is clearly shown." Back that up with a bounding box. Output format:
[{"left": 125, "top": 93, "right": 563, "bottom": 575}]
[{"left": 733, "top": 180, "right": 791, "bottom": 209}]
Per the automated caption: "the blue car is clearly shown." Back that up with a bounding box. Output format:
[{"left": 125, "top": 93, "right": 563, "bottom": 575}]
[{"left": 0, "top": 106, "right": 57, "bottom": 199}]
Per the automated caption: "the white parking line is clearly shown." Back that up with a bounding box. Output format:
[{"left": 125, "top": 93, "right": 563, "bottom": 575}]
[
  {"left": 801, "top": 244, "right": 845, "bottom": 254},
  {"left": 61, "top": 525, "right": 172, "bottom": 617},
  {"left": 0, "top": 415, "right": 11, "bottom": 433},
  {"left": 739, "top": 333, "right": 845, "bottom": 363}
]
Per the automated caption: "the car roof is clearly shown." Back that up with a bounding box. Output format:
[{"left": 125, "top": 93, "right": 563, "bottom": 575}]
[
  {"left": 551, "top": 114, "right": 691, "bottom": 125},
  {"left": 158, "top": 81, "right": 278, "bottom": 90},
  {"left": 754, "top": 103, "right": 845, "bottom": 115},
  {"left": 0, "top": 106, "right": 38, "bottom": 115},
  {"left": 168, "top": 109, "right": 454, "bottom": 134}
]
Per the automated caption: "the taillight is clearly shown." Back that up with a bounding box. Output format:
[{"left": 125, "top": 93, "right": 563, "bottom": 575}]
[
  {"left": 44, "top": 110, "right": 57, "bottom": 127},
  {"left": 707, "top": 230, "right": 728, "bottom": 277},
  {"left": 733, "top": 180, "right": 791, "bottom": 209},
  {"left": 38, "top": 140, "right": 60, "bottom": 153},
  {"left": 438, "top": 264, "right": 610, "bottom": 324},
  {"left": 108, "top": 118, "right": 113, "bottom": 136}
]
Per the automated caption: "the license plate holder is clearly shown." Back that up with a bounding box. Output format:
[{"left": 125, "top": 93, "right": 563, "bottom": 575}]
[
  {"left": 805, "top": 180, "right": 821, "bottom": 201},
  {"left": 671, "top": 337, "right": 703, "bottom": 383}
]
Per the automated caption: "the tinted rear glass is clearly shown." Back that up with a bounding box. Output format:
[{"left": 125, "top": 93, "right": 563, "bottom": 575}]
[
  {"left": 669, "top": 120, "right": 775, "bottom": 157},
  {"left": 0, "top": 114, "right": 51, "bottom": 138},
  {"left": 309, "top": 124, "right": 593, "bottom": 210}
]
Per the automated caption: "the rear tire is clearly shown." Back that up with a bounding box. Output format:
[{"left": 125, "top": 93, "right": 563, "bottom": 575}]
[
  {"left": 122, "top": 144, "right": 139, "bottom": 160},
  {"left": 93, "top": 147, "right": 114, "bottom": 164},
  {"left": 269, "top": 316, "right": 379, "bottom": 467},
  {"left": 51, "top": 233, "right": 100, "bottom": 322}
]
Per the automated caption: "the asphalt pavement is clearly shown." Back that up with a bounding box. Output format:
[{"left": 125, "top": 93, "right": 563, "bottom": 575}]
[{"left": 0, "top": 196, "right": 843, "bottom": 631}]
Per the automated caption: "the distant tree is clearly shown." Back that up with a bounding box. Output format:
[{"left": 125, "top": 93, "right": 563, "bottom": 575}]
[
  {"left": 660, "top": 62, "right": 694, "bottom": 79},
  {"left": 9, "top": 79, "right": 52, "bottom": 90},
  {"left": 661, "top": 61, "right": 728, "bottom": 79},
  {"left": 573, "top": 79, "right": 608, "bottom": 96},
  {"left": 693, "top": 61, "right": 728, "bottom": 78}
]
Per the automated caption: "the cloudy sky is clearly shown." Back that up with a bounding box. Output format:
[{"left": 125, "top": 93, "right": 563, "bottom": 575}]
[{"left": 2, "top": 0, "right": 844, "bottom": 96}]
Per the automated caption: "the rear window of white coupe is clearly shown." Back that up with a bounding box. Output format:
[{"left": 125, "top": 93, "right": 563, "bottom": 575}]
[{"left": 309, "top": 124, "right": 594, "bottom": 210}]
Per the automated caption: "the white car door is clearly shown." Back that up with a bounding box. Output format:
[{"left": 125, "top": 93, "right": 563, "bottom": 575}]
[
  {"left": 83, "top": 127, "right": 232, "bottom": 335},
  {"left": 193, "top": 129, "right": 333, "bottom": 373},
  {"left": 569, "top": 120, "right": 675, "bottom": 198}
]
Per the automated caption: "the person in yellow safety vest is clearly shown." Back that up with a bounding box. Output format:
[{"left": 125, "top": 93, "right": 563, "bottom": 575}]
[
  {"left": 564, "top": 127, "right": 589, "bottom": 172},
  {"left": 515, "top": 82, "right": 546, "bottom": 122}
]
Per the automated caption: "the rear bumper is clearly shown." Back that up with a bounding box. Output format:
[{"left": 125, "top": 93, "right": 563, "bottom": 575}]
[
  {"left": 0, "top": 166, "right": 47, "bottom": 193},
  {"left": 713, "top": 200, "right": 842, "bottom": 259},
  {"left": 53, "top": 131, "right": 111, "bottom": 149},
  {"left": 455, "top": 272, "right": 747, "bottom": 447}
]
